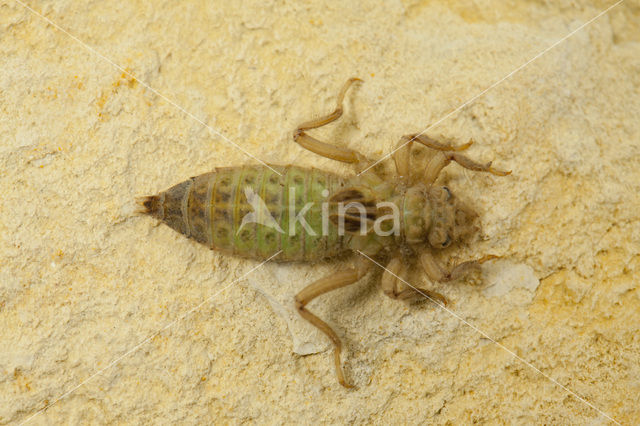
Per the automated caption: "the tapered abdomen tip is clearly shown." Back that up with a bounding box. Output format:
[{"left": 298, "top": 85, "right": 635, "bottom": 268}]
[{"left": 136, "top": 195, "right": 162, "bottom": 218}]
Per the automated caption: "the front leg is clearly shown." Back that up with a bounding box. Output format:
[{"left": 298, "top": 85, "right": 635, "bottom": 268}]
[
  {"left": 405, "top": 133, "right": 474, "bottom": 153},
  {"left": 400, "top": 133, "right": 509, "bottom": 185},
  {"left": 419, "top": 251, "right": 498, "bottom": 283},
  {"left": 392, "top": 137, "right": 413, "bottom": 183},
  {"left": 393, "top": 134, "right": 472, "bottom": 184},
  {"left": 423, "top": 151, "right": 511, "bottom": 185},
  {"left": 294, "top": 259, "right": 369, "bottom": 388},
  {"left": 381, "top": 257, "right": 448, "bottom": 305}
]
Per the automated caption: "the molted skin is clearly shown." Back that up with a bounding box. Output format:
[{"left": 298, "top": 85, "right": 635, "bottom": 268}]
[{"left": 139, "top": 78, "right": 508, "bottom": 388}]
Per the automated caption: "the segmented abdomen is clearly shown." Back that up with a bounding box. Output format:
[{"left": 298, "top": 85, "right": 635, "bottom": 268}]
[{"left": 142, "top": 165, "right": 347, "bottom": 262}]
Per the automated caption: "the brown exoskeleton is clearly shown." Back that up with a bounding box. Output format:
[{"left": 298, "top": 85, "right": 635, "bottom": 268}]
[{"left": 140, "top": 78, "right": 509, "bottom": 388}]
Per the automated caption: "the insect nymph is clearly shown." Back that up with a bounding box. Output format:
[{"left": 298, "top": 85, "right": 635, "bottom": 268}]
[{"left": 139, "top": 79, "right": 509, "bottom": 388}]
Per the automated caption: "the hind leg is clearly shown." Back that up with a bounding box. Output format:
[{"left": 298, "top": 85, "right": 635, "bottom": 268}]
[{"left": 294, "top": 258, "right": 369, "bottom": 388}]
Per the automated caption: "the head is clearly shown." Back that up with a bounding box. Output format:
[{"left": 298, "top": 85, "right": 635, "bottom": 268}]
[
  {"left": 424, "top": 185, "right": 478, "bottom": 249},
  {"left": 400, "top": 184, "right": 478, "bottom": 248}
]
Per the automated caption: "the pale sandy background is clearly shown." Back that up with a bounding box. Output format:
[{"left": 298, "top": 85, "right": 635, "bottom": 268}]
[{"left": 2, "top": 0, "right": 640, "bottom": 424}]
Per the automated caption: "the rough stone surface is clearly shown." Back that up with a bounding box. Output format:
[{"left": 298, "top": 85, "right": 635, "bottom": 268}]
[{"left": 2, "top": 0, "right": 639, "bottom": 424}]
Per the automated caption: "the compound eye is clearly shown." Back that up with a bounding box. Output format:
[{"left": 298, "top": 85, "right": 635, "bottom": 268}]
[
  {"left": 441, "top": 235, "right": 451, "bottom": 248},
  {"left": 442, "top": 186, "right": 452, "bottom": 200}
]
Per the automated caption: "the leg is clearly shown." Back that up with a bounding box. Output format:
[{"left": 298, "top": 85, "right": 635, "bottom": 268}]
[
  {"left": 381, "top": 257, "right": 448, "bottom": 305},
  {"left": 420, "top": 251, "right": 498, "bottom": 283},
  {"left": 392, "top": 137, "right": 412, "bottom": 183},
  {"left": 402, "top": 133, "right": 509, "bottom": 185},
  {"left": 294, "top": 259, "right": 369, "bottom": 388},
  {"left": 423, "top": 151, "right": 511, "bottom": 185},
  {"left": 394, "top": 133, "right": 472, "bottom": 184},
  {"left": 394, "top": 133, "right": 470, "bottom": 182},
  {"left": 405, "top": 133, "right": 473, "bottom": 153},
  {"left": 293, "top": 78, "right": 368, "bottom": 165}
]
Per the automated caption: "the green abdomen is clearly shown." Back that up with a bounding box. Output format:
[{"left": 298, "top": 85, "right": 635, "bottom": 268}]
[{"left": 149, "top": 165, "right": 347, "bottom": 262}]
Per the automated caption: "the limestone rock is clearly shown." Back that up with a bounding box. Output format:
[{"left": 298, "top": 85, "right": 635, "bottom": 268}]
[{"left": 1, "top": 0, "right": 639, "bottom": 424}]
